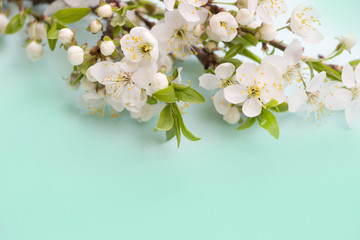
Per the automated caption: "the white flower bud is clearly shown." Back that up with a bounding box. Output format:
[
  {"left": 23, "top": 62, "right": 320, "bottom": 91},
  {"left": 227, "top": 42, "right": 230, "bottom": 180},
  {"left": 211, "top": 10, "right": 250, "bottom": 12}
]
[
  {"left": 97, "top": 4, "right": 113, "bottom": 18},
  {"left": 27, "top": 23, "right": 47, "bottom": 40},
  {"left": 67, "top": 46, "right": 84, "bottom": 66},
  {"left": 223, "top": 106, "right": 240, "bottom": 124},
  {"left": 340, "top": 33, "right": 357, "bottom": 51},
  {"left": 258, "top": 23, "right": 277, "bottom": 41},
  {"left": 89, "top": 19, "right": 103, "bottom": 34},
  {"left": 58, "top": 28, "right": 74, "bottom": 45},
  {"left": 81, "top": 77, "right": 97, "bottom": 91},
  {"left": 0, "top": 14, "right": 9, "bottom": 35},
  {"left": 150, "top": 72, "right": 168, "bottom": 93},
  {"left": 205, "top": 41, "right": 217, "bottom": 52},
  {"left": 26, "top": 41, "right": 44, "bottom": 61},
  {"left": 100, "top": 40, "right": 115, "bottom": 56},
  {"left": 236, "top": 8, "right": 253, "bottom": 26},
  {"left": 193, "top": 24, "right": 205, "bottom": 38}
]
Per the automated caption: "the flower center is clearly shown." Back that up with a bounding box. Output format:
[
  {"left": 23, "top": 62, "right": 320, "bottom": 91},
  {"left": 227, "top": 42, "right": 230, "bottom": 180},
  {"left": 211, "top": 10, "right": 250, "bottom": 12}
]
[
  {"left": 248, "top": 86, "right": 261, "bottom": 98},
  {"left": 139, "top": 43, "right": 152, "bottom": 56},
  {"left": 296, "top": 7, "right": 322, "bottom": 31},
  {"left": 351, "top": 85, "right": 360, "bottom": 100},
  {"left": 174, "top": 29, "right": 186, "bottom": 40}
]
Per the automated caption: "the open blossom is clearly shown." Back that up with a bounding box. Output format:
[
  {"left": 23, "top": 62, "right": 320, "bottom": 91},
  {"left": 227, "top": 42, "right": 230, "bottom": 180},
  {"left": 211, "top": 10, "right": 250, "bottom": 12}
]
[
  {"left": 86, "top": 59, "right": 157, "bottom": 113},
  {"left": 164, "top": 0, "right": 208, "bottom": 22},
  {"left": 325, "top": 64, "right": 360, "bottom": 128},
  {"left": 151, "top": 9, "right": 207, "bottom": 58},
  {"left": 247, "top": 0, "right": 287, "bottom": 24},
  {"left": 121, "top": 27, "right": 159, "bottom": 63},
  {"left": 207, "top": 12, "right": 238, "bottom": 42},
  {"left": 288, "top": 71, "right": 327, "bottom": 122},
  {"left": 199, "top": 63, "right": 236, "bottom": 115},
  {"left": 290, "top": 5, "right": 323, "bottom": 44},
  {"left": 80, "top": 89, "right": 124, "bottom": 118},
  {"left": 223, "top": 62, "right": 286, "bottom": 117},
  {"left": 262, "top": 39, "right": 304, "bottom": 85}
]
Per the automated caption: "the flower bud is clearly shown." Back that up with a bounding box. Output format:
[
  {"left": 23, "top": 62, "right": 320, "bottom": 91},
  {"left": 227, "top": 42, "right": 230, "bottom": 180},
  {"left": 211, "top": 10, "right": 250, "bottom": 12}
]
[
  {"left": 97, "top": 4, "right": 113, "bottom": 18},
  {"left": 150, "top": 72, "right": 168, "bottom": 93},
  {"left": 223, "top": 106, "right": 240, "bottom": 124},
  {"left": 193, "top": 24, "right": 205, "bottom": 38},
  {"left": 205, "top": 41, "right": 217, "bottom": 52},
  {"left": 236, "top": 8, "right": 253, "bottom": 26},
  {"left": 100, "top": 40, "right": 115, "bottom": 56},
  {"left": 58, "top": 28, "right": 74, "bottom": 45},
  {"left": 258, "top": 23, "right": 277, "bottom": 41},
  {"left": 81, "top": 77, "right": 97, "bottom": 91},
  {"left": 157, "top": 55, "right": 173, "bottom": 74},
  {"left": 0, "top": 13, "right": 9, "bottom": 35},
  {"left": 89, "top": 19, "right": 103, "bottom": 34},
  {"left": 67, "top": 46, "right": 84, "bottom": 66},
  {"left": 340, "top": 33, "right": 357, "bottom": 51},
  {"left": 27, "top": 22, "right": 47, "bottom": 40},
  {"left": 26, "top": 41, "right": 44, "bottom": 61}
]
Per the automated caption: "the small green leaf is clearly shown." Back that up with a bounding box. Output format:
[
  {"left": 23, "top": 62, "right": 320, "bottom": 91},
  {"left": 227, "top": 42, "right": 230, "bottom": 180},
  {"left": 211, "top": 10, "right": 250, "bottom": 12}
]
[
  {"left": 349, "top": 59, "right": 360, "bottom": 68},
  {"left": 54, "top": 8, "right": 91, "bottom": 24},
  {"left": 152, "top": 85, "right": 176, "bottom": 103},
  {"left": 270, "top": 102, "right": 288, "bottom": 113},
  {"left": 110, "top": 14, "right": 126, "bottom": 27},
  {"left": 173, "top": 83, "right": 190, "bottom": 91},
  {"left": 257, "top": 109, "right": 280, "bottom": 139},
  {"left": 220, "top": 58, "right": 242, "bottom": 68},
  {"left": 47, "top": 22, "right": 58, "bottom": 39},
  {"left": 225, "top": 43, "right": 245, "bottom": 59},
  {"left": 174, "top": 104, "right": 201, "bottom": 141},
  {"left": 242, "top": 33, "right": 258, "bottom": 46},
  {"left": 155, "top": 105, "right": 174, "bottom": 131},
  {"left": 265, "top": 99, "right": 279, "bottom": 108},
  {"left": 237, "top": 117, "right": 255, "bottom": 130},
  {"left": 172, "top": 67, "right": 179, "bottom": 80},
  {"left": 166, "top": 126, "right": 176, "bottom": 141},
  {"left": 48, "top": 38, "right": 58, "bottom": 51},
  {"left": 146, "top": 96, "right": 158, "bottom": 105},
  {"left": 175, "top": 88, "right": 205, "bottom": 104},
  {"left": 116, "top": 6, "right": 127, "bottom": 16},
  {"left": 5, "top": 13, "right": 26, "bottom": 34},
  {"left": 311, "top": 61, "right": 341, "bottom": 81}
]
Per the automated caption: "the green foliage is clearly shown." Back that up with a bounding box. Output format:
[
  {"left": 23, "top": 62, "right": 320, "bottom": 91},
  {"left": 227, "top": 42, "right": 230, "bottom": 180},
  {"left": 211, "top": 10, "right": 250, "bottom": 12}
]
[
  {"left": 5, "top": 13, "right": 26, "bottom": 34},
  {"left": 47, "top": 22, "right": 58, "bottom": 51},
  {"left": 257, "top": 110, "right": 280, "bottom": 139},
  {"left": 152, "top": 85, "right": 176, "bottom": 103},
  {"left": 54, "top": 8, "right": 91, "bottom": 24},
  {"left": 175, "top": 87, "right": 205, "bottom": 104},
  {"left": 310, "top": 61, "right": 341, "bottom": 81},
  {"left": 225, "top": 43, "right": 245, "bottom": 59},
  {"left": 237, "top": 117, "right": 255, "bottom": 130},
  {"left": 156, "top": 104, "right": 174, "bottom": 131}
]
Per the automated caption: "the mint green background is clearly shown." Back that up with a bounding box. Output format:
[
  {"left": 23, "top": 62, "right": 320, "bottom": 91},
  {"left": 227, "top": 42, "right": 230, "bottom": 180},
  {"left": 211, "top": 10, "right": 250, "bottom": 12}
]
[{"left": 1, "top": 1, "right": 360, "bottom": 239}]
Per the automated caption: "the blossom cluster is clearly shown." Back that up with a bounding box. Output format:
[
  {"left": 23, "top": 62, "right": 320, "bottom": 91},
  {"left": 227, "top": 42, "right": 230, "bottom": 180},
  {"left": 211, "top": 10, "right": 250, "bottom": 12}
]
[{"left": 0, "top": 0, "right": 359, "bottom": 145}]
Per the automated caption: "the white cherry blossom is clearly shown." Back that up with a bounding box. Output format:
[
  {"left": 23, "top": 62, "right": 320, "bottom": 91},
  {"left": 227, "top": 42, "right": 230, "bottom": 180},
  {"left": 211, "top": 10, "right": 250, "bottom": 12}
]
[
  {"left": 290, "top": 5, "right": 323, "bottom": 44},
  {"left": 223, "top": 62, "right": 286, "bottom": 117},
  {"left": 207, "top": 12, "right": 238, "bottom": 42},
  {"left": 164, "top": 0, "right": 208, "bottom": 22},
  {"left": 151, "top": 9, "right": 207, "bottom": 58},
  {"left": 247, "top": 0, "right": 287, "bottom": 24},
  {"left": 121, "top": 27, "right": 159, "bottom": 63}
]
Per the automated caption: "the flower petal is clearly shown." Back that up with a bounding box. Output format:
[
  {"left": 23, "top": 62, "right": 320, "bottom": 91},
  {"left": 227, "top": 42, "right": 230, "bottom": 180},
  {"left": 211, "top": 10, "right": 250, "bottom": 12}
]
[
  {"left": 86, "top": 61, "right": 123, "bottom": 85},
  {"left": 164, "top": 0, "right": 176, "bottom": 11},
  {"left": 235, "top": 62, "right": 258, "bottom": 86},
  {"left": 242, "top": 97, "right": 262, "bottom": 117},
  {"left": 223, "top": 85, "right": 248, "bottom": 104},
  {"left": 288, "top": 89, "right": 308, "bottom": 112},
  {"left": 215, "top": 62, "right": 235, "bottom": 80},
  {"left": 284, "top": 39, "right": 303, "bottom": 67},
  {"left": 345, "top": 100, "right": 360, "bottom": 128},
  {"left": 213, "top": 89, "right": 231, "bottom": 115},
  {"left": 342, "top": 64, "right": 356, "bottom": 88},
  {"left": 178, "top": 1, "right": 200, "bottom": 22},
  {"left": 199, "top": 74, "right": 221, "bottom": 90},
  {"left": 306, "top": 71, "right": 326, "bottom": 93}
]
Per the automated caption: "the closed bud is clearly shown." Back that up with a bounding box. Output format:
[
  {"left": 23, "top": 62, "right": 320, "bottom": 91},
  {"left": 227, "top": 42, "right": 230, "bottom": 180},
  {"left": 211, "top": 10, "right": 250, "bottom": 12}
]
[
  {"left": 100, "top": 40, "right": 115, "bottom": 56},
  {"left": 340, "top": 33, "right": 357, "bottom": 51},
  {"left": 223, "top": 107, "right": 241, "bottom": 124},
  {"left": 97, "top": 4, "right": 113, "bottom": 18},
  {"left": 258, "top": 23, "right": 277, "bottom": 41},
  {"left": 193, "top": 24, "right": 205, "bottom": 38},
  {"left": 58, "top": 28, "right": 74, "bottom": 45},
  {"left": 236, "top": 8, "right": 253, "bottom": 26},
  {"left": 67, "top": 46, "right": 84, "bottom": 66},
  {"left": 205, "top": 41, "right": 217, "bottom": 52},
  {"left": 150, "top": 72, "right": 168, "bottom": 93},
  {"left": 26, "top": 41, "right": 44, "bottom": 61},
  {"left": 89, "top": 19, "right": 103, "bottom": 34},
  {"left": 0, "top": 13, "right": 9, "bottom": 35},
  {"left": 27, "top": 22, "right": 47, "bottom": 40}
]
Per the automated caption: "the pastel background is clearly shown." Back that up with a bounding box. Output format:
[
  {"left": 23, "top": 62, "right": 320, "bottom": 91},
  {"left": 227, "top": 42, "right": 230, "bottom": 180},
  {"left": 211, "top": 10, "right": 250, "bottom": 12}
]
[{"left": 1, "top": 0, "right": 360, "bottom": 239}]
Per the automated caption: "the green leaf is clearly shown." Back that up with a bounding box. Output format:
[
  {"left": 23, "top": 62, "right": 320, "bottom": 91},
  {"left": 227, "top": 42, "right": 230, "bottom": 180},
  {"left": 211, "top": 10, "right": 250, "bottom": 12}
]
[
  {"left": 110, "top": 14, "right": 126, "bottom": 27},
  {"left": 225, "top": 43, "right": 245, "bottom": 59},
  {"left": 166, "top": 126, "right": 176, "bottom": 141},
  {"left": 173, "top": 83, "right": 190, "bottom": 91},
  {"left": 155, "top": 105, "right": 174, "bottom": 131},
  {"left": 116, "top": 6, "right": 127, "bottom": 16},
  {"left": 152, "top": 85, "right": 176, "bottom": 103},
  {"left": 78, "top": 60, "right": 93, "bottom": 75},
  {"left": 174, "top": 104, "right": 201, "bottom": 141},
  {"left": 237, "top": 117, "right": 255, "bottom": 130},
  {"left": 220, "top": 58, "right": 242, "bottom": 68},
  {"left": 47, "top": 22, "right": 58, "bottom": 39},
  {"left": 172, "top": 104, "right": 181, "bottom": 147},
  {"left": 265, "top": 99, "right": 279, "bottom": 108},
  {"left": 5, "top": 13, "right": 26, "bottom": 34},
  {"left": 311, "top": 61, "right": 341, "bottom": 81},
  {"left": 349, "top": 59, "right": 360, "bottom": 68},
  {"left": 175, "top": 87, "right": 205, "bottom": 104},
  {"left": 48, "top": 39, "right": 57, "bottom": 51},
  {"left": 256, "top": 110, "right": 280, "bottom": 139},
  {"left": 242, "top": 33, "right": 258, "bottom": 46},
  {"left": 172, "top": 67, "right": 179, "bottom": 79},
  {"left": 146, "top": 96, "right": 158, "bottom": 105},
  {"left": 54, "top": 8, "right": 91, "bottom": 24},
  {"left": 270, "top": 102, "right": 288, "bottom": 113}
]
